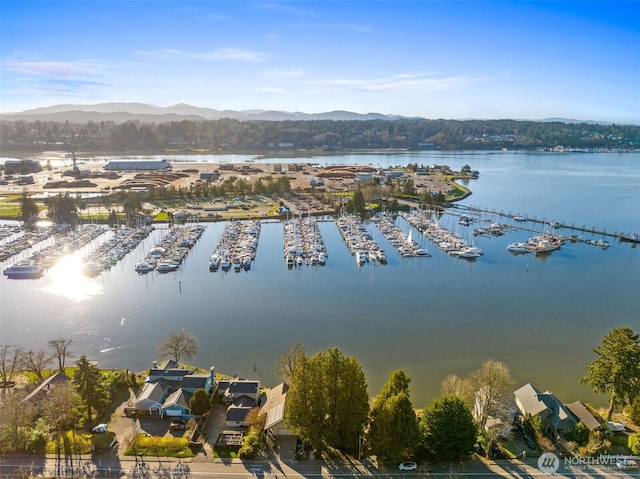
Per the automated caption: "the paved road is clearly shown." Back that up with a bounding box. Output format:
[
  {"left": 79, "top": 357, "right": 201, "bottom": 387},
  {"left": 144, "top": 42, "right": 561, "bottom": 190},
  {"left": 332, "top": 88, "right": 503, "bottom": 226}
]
[{"left": 2, "top": 453, "right": 639, "bottom": 478}]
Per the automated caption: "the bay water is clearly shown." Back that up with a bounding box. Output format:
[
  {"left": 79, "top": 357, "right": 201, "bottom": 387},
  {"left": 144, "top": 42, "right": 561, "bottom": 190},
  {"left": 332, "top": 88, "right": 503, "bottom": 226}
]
[{"left": 1, "top": 150, "right": 639, "bottom": 409}]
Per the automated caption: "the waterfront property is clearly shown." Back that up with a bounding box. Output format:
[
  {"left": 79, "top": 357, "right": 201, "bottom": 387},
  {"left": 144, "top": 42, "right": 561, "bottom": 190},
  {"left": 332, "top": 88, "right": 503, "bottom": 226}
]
[{"left": 130, "top": 360, "right": 215, "bottom": 418}]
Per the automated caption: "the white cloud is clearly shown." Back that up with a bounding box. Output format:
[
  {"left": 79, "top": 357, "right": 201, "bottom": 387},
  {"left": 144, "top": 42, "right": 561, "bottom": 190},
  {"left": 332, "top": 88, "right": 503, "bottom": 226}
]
[
  {"left": 263, "top": 68, "right": 305, "bottom": 80},
  {"left": 309, "top": 73, "right": 487, "bottom": 93},
  {"left": 324, "top": 23, "right": 372, "bottom": 33},
  {"left": 255, "top": 87, "right": 286, "bottom": 94},
  {"left": 3, "top": 59, "right": 103, "bottom": 77},
  {"left": 136, "top": 47, "right": 269, "bottom": 62}
]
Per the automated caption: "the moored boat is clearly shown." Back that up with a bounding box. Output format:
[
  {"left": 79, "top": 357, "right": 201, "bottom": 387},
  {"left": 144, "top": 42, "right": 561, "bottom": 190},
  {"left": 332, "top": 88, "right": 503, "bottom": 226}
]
[
  {"left": 507, "top": 242, "right": 530, "bottom": 254},
  {"left": 3, "top": 261, "right": 44, "bottom": 279}
]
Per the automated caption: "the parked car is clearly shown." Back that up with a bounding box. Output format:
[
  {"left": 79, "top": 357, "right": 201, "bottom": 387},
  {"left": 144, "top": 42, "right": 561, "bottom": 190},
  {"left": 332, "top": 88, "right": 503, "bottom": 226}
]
[
  {"left": 616, "top": 459, "right": 638, "bottom": 470},
  {"left": 91, "top": 424, "right": 108, "bottom": 434},
  {"left": 399, "top": 462, "right": 417, "bottom": 471},
  {"left": 169, "top": 421, "right": 186, "bottom": 430}
]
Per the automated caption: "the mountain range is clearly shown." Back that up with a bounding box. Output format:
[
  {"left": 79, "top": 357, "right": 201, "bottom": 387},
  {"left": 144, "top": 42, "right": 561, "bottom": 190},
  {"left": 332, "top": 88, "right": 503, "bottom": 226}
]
[
  {"left": 0, "top": 102, "right": 607, "bottom": 125},
  {"left": 0, "top": 102, "right": 412, "bottom": 123}
]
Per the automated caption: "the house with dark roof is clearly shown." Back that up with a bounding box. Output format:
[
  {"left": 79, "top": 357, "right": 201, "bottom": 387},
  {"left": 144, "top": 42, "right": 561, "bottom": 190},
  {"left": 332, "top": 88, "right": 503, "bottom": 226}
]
[
  {"left": 132, "top": 361, "right": 215, "bottom": 418},
  {"left": 219, "top": 379, "right": 260, "bottom": 405},
  {"left": 216, "top": 378, "right": 261, "bottom": 428},
  {"left": 21, "top": 372, "right": 72, "bottom": 405},
  {"left": 566, "top": 401, "right": 603, "bottom": 431},
  {"left": 514, "top": 383, "right": 577, "bottom": 435}
]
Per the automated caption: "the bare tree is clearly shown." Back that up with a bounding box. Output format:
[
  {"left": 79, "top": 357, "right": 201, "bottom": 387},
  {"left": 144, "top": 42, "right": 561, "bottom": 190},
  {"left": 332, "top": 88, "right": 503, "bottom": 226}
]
[
  {"left": 41, "top": 382, "right": 82, "bottom": 432},
  {"left": 23, "top": 349, "right": 52, "bottom": 381},
  {"left": 156, "top": 329, "right": 197, "bottom": 365},
  {"left": 440, "top": 373, "right": 466, "bottom": 398},
  {"left": 0, "top": 344, "right": 25, "bottom": 386},
  {"left": 466, "top": 360, "right": 514, "bottom": 433},
  {"left": 277, "top": 341, "right": 305, "bottom": 382},
  {"left": 47, "top": 337, "right": 74, "bottom": 373}
]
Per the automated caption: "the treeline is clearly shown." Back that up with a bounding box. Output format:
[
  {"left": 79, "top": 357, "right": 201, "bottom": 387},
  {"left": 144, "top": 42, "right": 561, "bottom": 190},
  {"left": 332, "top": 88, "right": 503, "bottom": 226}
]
[{"left": 2, "top": 118, "right": 640, "bottom": 153}]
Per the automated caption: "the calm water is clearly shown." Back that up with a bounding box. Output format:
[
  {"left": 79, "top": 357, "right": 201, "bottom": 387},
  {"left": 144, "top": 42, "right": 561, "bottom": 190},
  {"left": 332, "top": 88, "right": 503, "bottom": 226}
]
[{"left": 1, "top": 151, "right": 639, "bottom": 408}]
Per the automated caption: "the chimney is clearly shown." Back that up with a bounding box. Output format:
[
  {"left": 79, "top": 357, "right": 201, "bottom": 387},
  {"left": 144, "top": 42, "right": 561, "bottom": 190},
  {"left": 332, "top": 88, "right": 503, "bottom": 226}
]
[{"left": 152, "top": 360, "right": 157, "bottom": 368}]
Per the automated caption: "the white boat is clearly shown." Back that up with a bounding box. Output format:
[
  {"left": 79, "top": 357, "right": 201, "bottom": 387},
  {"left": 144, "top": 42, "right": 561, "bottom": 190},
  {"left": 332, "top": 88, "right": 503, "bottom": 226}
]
[
  {"left": 156, "top": 261, "right": 178, "bottom": 273},
  {"left": 82, "top": 261, "right": 103, "bottom": 276},
  {"left": 356, "top": 251, "right": 368, "bottom": 265},
  {"left": 318, "top": 251, "right": 327, "bottom": 265},
  {"left": 506, "top": 242, "right": 530, "bottom": 254},
  {"left": 534, "top": 238, "right": 561, "bottom": 254},
  {"left": 286, "top": 253, "right": 295, "bottom": 269},
  {"left": 415, "top": 248, "right": 430, "bottom": 256},
  {"left": 3, "top": 261, "right": 44, "bottom": 279},
  {"left": 512, "top": 215, "right": 526, "bottom": 222},
  {"left": 134, "top": 261, "right": 155, "bottom": 273},
  {"left": 455, "top": 246, "right": 482, "bottom": 259}
]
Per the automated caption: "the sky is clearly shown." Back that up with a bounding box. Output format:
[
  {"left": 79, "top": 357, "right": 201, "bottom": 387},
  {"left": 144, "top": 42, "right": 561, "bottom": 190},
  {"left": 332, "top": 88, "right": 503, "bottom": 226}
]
[{"left": 1, "top": 1, "right": 639, "bottom": 123}]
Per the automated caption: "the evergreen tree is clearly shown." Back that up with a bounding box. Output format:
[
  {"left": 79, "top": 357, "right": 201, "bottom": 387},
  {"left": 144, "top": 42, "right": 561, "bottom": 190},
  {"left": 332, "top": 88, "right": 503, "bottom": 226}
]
[
  {"left": 367, "top": 370, "right": 420, "bottom": 462},
  {"left": 285, "top": 347, "right": 369, "bottom": 454},
  {"left": 189, "top": 388, "right": 211, "bottom": 416},
  {"left": 73, "top": 355, "right": 106, "bottom": 424},
  {"left": 19, "top": 191, "right": 39, "bottom": 227},
  {"left": 582, "top": 327, "right": 640, "bottom": 420},
  {"left": 420, "top": 396, "right": 477, "bottom": 460}
]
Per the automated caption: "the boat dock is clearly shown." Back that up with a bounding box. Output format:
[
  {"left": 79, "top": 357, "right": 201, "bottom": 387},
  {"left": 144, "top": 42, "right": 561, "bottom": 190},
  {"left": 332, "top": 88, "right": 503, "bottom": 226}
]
[{"left": 449, "top": 204, "right": 639, "bottom": 244}]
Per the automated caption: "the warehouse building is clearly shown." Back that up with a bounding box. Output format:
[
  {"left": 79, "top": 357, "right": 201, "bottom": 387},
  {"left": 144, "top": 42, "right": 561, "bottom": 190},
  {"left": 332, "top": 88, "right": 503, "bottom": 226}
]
[{"left": 104, "top": 159, "right": 172, "bottom": 171}]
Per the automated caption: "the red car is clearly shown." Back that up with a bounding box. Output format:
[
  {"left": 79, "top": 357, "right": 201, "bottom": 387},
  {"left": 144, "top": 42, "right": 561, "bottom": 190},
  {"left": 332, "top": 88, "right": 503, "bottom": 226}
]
[{"left": 169, "top": 421, "right": 186, "bottom": 431}]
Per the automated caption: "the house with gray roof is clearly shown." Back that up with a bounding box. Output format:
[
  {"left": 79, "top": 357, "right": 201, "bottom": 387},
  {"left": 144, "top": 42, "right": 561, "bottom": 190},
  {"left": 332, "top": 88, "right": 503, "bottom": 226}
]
[
  {"left": 135, "top": 381, "right": 167, "bottom": 414},
  {"left": 161, "top": 388, "right": 193, "bottom": 418},
  {"left": 21, "top": 372, "right": 71, "bottom": 405},
  {"left": 514, "top": 383, "right": 577, "bottom": 435},
  {"left": 259, "top": 382, "right": 293, "bottom": 436},
  {"left": 566, "top": 401, "right": 603, "bottom": 431},
  {"left": 133, "top": 361, "right": 215, "bottom": 417}
]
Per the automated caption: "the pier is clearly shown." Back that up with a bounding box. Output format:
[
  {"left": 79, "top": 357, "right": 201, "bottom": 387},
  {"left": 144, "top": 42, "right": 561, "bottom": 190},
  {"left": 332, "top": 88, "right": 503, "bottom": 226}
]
[{"left": 449, "top": 204, "right": 639, "bottom": 244}]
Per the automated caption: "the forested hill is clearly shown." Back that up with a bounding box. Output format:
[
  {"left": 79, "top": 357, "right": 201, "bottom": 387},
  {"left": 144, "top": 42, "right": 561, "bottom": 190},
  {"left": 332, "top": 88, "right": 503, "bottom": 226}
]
[{"left": 2, "top": 117, "right": 639, "bottom": 154}]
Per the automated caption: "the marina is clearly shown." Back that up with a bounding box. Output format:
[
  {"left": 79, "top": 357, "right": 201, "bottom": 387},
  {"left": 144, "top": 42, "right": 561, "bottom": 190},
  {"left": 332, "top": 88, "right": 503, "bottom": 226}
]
[
  {"left": 0, "top": 206, "right": 635, "bottom": 279},
  {"left": 1, "top": 150, "right": 639, "bottom": 409}
]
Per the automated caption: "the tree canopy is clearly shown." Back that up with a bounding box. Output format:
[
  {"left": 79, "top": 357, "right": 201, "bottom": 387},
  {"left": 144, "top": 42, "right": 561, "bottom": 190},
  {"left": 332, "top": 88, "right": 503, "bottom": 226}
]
[
  {"left": 285, "top": 347, "right": 369, "bottom": 454},
  {"left": 420, "top": 395, "right": 477, "bottom": 461},
  {"left": 582, "top": 327, "right": 640, "bottom": 420},
  {"left": 367, "top": 370, "right": 420, "bottom": 462},
  {"left": 73, "top": 355, "right": 107, "bottom": 424}
]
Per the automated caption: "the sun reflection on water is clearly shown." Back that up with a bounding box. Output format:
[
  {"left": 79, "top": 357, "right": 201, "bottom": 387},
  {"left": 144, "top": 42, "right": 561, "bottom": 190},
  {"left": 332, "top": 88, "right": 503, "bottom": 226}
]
[{"left": 44, "top": 253, "right": 103, "bottom": 301}]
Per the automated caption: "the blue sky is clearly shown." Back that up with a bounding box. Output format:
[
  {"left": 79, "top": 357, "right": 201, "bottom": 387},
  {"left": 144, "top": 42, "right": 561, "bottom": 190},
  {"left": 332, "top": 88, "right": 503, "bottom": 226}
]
[{"left": 1, "top": 1, "right": 639, "bottom": 123}]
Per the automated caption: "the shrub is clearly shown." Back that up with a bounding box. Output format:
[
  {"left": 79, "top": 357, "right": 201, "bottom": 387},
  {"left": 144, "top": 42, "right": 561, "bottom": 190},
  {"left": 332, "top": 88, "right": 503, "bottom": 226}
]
[
  {"left": 238, "top": 432, "right": 261, "bottom": 459},
  {"left": 565, "top": 422, "right": 589, "bottom": 446},
  {"left": 629, "top": 433, "right": 640, "bottom": 456},
  {"left": 624, "top": 398, "right": 640, "bottom": 425}
]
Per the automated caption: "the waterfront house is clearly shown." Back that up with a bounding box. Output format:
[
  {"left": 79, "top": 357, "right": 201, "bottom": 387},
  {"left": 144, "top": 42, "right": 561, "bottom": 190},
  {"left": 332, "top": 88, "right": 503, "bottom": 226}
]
[
  {"left": 161, "top": 388, "right": 193, "bottom": 418},
  {"left": 133, "top": 361, "right": 215, "bottom": 417},
  {"left": 514, "top": 383, "right": 577, "bottom": 435},
  {"left": 216, "top": 378, "right": 261, "bottom": 428},
  {"left": 259, "top": 382, "right": 294, "bottom": 437},
  {"left": 134, "top": 381, "right": 166, "bottom": 414},
  {"left": 21, "top": 372, "right": 71, "bottom": 406},
  {"left": 566, "top": 401, "right": 604, "bottom": 432}
]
